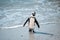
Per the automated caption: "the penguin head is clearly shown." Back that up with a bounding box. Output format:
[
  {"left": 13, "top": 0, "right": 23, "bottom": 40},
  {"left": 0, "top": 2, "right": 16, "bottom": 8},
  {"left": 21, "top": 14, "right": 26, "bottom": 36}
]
[{"left": 32, "top": 12, "right": 36, "bottom": 16}]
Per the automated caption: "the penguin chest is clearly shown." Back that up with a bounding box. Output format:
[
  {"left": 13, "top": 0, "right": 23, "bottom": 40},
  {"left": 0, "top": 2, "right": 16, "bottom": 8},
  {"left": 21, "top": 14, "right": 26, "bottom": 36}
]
[{"left": 29, "top": 18, "right": 35, "bottom": 28}]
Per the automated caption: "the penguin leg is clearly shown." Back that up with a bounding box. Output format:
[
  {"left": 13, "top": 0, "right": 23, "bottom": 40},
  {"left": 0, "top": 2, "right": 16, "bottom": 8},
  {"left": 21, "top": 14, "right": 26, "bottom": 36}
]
[
  {"left": 29, "top": 29, "right": 32, "bottom": 32},
  {"left": 29, "top": 29, "right": 35, "bottom": 33},
  {"left": 33, "top": 29, "right": 35, "bottom": 33}
]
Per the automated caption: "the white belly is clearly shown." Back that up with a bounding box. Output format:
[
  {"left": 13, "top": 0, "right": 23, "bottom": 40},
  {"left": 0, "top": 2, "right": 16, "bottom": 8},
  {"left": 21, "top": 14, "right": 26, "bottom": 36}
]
[{"left": 29, "top": 18, "right": 35, "bottom": 29}]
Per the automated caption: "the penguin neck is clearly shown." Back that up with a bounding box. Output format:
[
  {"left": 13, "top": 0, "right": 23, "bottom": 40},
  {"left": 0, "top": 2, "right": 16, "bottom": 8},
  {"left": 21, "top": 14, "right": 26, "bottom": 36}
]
[{"left": 30, "top": 15, "right": 35, "bottom": 18}]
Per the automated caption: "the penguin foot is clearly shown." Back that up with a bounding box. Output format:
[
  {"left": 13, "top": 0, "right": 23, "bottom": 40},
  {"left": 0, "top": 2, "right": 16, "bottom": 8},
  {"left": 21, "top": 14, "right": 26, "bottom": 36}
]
[{"left": 33, "top": 30, "right": 35, "bottom": 33}]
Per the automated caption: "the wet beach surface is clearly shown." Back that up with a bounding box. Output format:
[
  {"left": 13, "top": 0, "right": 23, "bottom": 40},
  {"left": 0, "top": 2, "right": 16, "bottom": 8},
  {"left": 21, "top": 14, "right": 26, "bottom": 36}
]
[{"left": 0, "top": 0, "right": 60, "bottom": 40}]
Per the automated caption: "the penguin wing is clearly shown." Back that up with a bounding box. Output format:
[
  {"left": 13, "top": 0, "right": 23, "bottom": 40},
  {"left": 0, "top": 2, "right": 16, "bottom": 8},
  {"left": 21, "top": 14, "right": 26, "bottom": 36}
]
[
  {"left": 35, "top": 18, "right": 40, "bottom": 28},
  {"left": 23, "top": 18, "right": 30, "bottom": 27}
]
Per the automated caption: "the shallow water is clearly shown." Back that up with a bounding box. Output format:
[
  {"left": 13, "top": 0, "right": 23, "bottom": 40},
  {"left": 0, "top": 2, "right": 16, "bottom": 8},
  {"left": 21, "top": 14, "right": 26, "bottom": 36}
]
[{"left": 0, "top": 0, "right": 60, "bottom": 40}]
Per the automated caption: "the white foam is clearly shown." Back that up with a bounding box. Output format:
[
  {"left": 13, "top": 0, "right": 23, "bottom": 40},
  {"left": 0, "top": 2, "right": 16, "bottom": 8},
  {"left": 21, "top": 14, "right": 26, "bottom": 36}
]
[{"left": 0, "top": 25, "right": 23, "bottom": 29}]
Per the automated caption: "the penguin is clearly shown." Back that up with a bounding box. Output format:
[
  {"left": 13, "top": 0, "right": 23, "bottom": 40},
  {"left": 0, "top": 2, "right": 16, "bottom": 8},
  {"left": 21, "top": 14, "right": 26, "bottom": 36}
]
[{"left": 23, "top": 12, "right": 40, "bottom": 33}]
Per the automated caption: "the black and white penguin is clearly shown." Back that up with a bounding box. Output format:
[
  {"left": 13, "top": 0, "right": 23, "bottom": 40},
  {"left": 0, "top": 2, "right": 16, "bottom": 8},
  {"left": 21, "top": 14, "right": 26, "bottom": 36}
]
[{"left": 23, "top": 12, "right": 40, "bottom": 32}]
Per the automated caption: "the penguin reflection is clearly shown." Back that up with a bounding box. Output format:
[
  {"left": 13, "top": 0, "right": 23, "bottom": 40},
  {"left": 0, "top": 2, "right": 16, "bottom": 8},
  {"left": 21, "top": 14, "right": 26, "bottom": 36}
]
[{"left": 29, "top": 32, "right": 35, "bottom": 40}]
